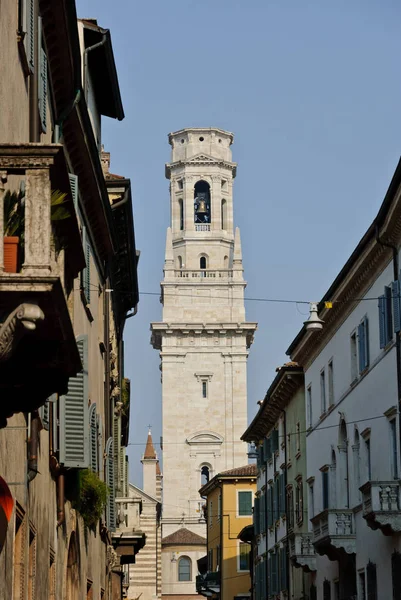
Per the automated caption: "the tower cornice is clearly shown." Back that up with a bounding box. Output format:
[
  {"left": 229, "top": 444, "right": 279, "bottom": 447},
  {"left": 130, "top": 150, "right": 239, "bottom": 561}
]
[{"left": 165, "top": 154, "right": 237, "bottom": 179}]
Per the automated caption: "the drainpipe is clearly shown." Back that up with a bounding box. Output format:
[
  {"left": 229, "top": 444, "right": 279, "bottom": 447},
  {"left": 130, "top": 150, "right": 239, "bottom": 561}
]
[
  {"left": 375, "top": 225, "right": 401, "bottom": 467},
  {"left": 27, "top": 410, "right": 40, "bottom": 482}
]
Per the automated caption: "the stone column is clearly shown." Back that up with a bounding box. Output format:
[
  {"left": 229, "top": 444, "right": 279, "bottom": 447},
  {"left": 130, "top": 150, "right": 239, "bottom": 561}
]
[
  {"left": 183, "top": 175, "right": 194, "bottom": 232},
  {"left": 211, "top": 175, "right": 221, "bottom": 231},
  {"left": 0, "top": 170, "right": 7, "bottom": 273},
  {"left": 22, "top": 168, "right": 52, "bottom": 276}
]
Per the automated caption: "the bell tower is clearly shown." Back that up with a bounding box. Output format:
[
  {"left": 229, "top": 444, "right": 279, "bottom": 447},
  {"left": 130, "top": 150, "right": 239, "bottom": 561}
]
[{"left": 151, "top": 128, "right": 257, "bottom": 594}]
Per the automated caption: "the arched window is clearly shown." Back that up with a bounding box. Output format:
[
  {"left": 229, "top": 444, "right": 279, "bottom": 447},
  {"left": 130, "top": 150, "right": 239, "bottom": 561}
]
[
  {"left": 338, "top": 419, "right": 349, "bottom": 508},
  {"left": 330, "top": 449, "right": 337, "bottom": 508},
  {"left": 200, "top": 256, "right": 207, "bottom": 270},
  {"left": 353, "top": 429, "right": 361, "bottom": 503},
  {"left": 201, "top": 466, "right": 210, "bottom": 486},
  {"left": 178, "top": 556, "right": 191, "bottom": 581},
  {"left": 177, "top": 255, "right": 183, "bottom": 269},
  {"left": 178, "top": 199, "right": 184, "bottom": 231},
  {"left": 194, "top": 180, "right": 211, "bottom": 224},
  {"left": 221, "top": 199, "right": 227, "bottom": 230},
  {"left": 224, "top": 255, "right": 229, "bottom": 268}
]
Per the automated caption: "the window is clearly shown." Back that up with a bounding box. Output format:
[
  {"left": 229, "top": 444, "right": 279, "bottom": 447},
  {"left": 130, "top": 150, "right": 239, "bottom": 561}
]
[
  {"left": 328, "top": 360, "right": 334, "bottom": 407},
  {"left": 194, "top": 180, "right": 211, "bottom": 224},
  {"left": 358, "top": 316, "right": 369, "bottom": 373},
  {"left": 365, "top": 437, "right": 372, "bottom": 481},
  {"left": 359, "top": 570, "right": 366, "bottom": 600},
  {"left": 351, "top": 331, "right": 357, "bottom": 381},
  {"left": 295, "top": 478, "right": 303, "bottom": 524},
  {"left": 379, "top": 285, "right": 393, "bottom": 348},
  {"left": 308, "top": 482, "right": 315, "bottom": 519},
  {"left": 307, "top": 386, "right": 312, "bottom": 428},
  {"left": 178, "top": 557, "right": 191, "bottom": 581},
  {"left": 201, "top": 466, "right": 210, "bottom": 487},
  {"left": 238, "top": 491, "right": 252, "bottom": 516},
  {"left": 322, "top": 470, "right": 329, "bottom": 510},
  {"left": 202, "top": 381, "right": 207, "bottom": 398},
  {"left": 177, "top": 255, "right": 183, "bottom": 269},
  {"left": 366, "top": 562, "right": 377, "bottom": 600},
  {"left": 390, "top": 420, "right": 398, "bottom": 479},
  {"left": 217, "top": 493, "right": 222, "bottom": 521},
  {"left": 238, "top": 542, "right": 251, "bottom": 571},
  {"left": 178, "top": 179, "right": 183, "bottom": 190},
  {"left": 323, "top": 579, "right": 331, "bottom": 600},
  {"left": 178, "top": 199, "right": 184, "bottom": 230},
  {"left": 221, "top": 199, "right": 227, "bottom": 230},
  {"left": 320, "top": 369, "right": 326, "bottom": 414},
  {"left": 200, "top": 256, "right": 207, "bottom": 270},
  {"left": 296, "top": 422, "right": 301, "bottom": 454},
  {"left": 208, "top": 500, "right": 213, "bottom": 527},
  {"left": 392, "top": 279, "right": 401, "bottom": 333},
  {"left": 287, "top": 486, "right": 294, "bottom": 528}
]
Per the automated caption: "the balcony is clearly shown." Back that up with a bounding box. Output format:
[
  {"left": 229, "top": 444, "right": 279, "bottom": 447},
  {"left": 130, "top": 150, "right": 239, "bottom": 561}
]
[
  {"left": 174, "top": 269, "right": 232, "bottom": 279},
  {"left": 111, "top": 530, "right": 146, "bottom": 565},
  {"left": 289, "top": 532, "right": 316, "bottom": 572},
  {"left": 361, "top": 481, "right": 401, "bottom": 535},
  {"left": 0, "top": 144, "right": 85, "bottom": 425},
  {"left": 311, "top": 509, "right": 356, "bottom": 561},
  {"left": 195, "top": 224, "right": 211, "bottom": 232},
  {"left": 196, "top": 571, "right": 221, "bottom": 597}
]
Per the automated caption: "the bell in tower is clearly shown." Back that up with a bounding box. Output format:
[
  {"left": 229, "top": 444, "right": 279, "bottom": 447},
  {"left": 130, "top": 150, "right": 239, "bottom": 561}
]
[{"left": 194, "top": 180, "right": 211, "bottom": 224}]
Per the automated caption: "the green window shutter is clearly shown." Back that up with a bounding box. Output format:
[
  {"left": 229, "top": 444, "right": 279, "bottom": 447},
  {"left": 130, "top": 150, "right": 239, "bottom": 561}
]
[
  {"left": 39, "top": 394, "right": 54, "bottom": 430},
  {"left": 113, "top": 415, "right": 121, "bottom": 488},
  {"left": 38, "top": 18, "right": 47, "bottom": 133},
  {"left": 89, "top": 404, "right": 98, "bottom": 472},
  {"left": 97, "top": 414, "right": 103, "bottom": 479},
  {"left": 271, "top": 429, "right": 279, "bottom": 453},
  {"left": 106, "top": 437, "right": 116, "bottom": 530},
  {"left": 238, "top": 491, "right": 252, "bottom": 516},
  {"left": 272, "top": 480, "right": 278, "bottom": 521},
  {"left": 393, "top": 279, "right": 401, "bottom": 333},
  {"left": 119, "top": 447, "right": 125, "bottom": 493},
  {"left": 279, "top": 473, "right": 286, "bottom": 516},
  {"left": 24, "top": 0, "right": 35, "bottom": 72},
  {"left": 124, "top": 454, "right": 129, "bottom": 496},
  {"left": 267, "top": 487, "right": 272, "bottom": 529},
  {"left": 81, "top": 226, "right": 91, "bottom": 303},
  {"left": 68, "top": 174, "right": 78, "bottom": 210},
  {"left": 378, "top": 295, "right": 386, "bottom": 348},
  {"left": 254, "top": 496, "right": 260, "bottom": 535},
  {"left": 59, "top": 335, "right": 89, "bottom": 468},
  {"left": 271, "top": 553, "right": 278, "bottom": 595},
  {"left": 267, "top": 556, "right": 271, "bottom": 596},
  {"left": 263, "top": 437, "right": 270, "bottom": 463}
]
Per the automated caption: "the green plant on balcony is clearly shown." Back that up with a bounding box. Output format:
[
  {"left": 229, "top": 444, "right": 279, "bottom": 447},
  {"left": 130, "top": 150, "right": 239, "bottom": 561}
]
[
  {"left": 121, "top": 377, "right": 130, "bottom": 417},
  {"left": 74, "top": 469, "right": 109, "bottom": 531}
]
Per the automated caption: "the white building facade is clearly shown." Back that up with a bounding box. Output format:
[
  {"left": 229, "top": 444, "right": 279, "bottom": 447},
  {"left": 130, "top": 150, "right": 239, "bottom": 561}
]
[
  {"left": 288, "top": 160, "right": 401, "bottom": 599},
  {"left": 151, "top": 128, "right": 257, "bottom": 597}
]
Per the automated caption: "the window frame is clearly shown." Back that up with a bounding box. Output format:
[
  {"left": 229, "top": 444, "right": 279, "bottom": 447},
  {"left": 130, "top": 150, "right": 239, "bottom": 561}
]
[
  {"left": 237, "top": 490, "right": 253, "bottom": 517},
  {"left": 320, "top": 368, "right": 326, "bottom": 414},
  {"left": 237, "top": 541, "right": 251, "bottom": 572},
  {"left": 350, "top": 330, "right": 358, "bottom": 382},
  {"left": 307, "top": 385, "right": 313, "bottom": 428},
  {"left": 328, "top": 359, "right": 334, "bottom": 407},
  {"left": 178, "top": 556, "right": 192, "bottom": 582}
]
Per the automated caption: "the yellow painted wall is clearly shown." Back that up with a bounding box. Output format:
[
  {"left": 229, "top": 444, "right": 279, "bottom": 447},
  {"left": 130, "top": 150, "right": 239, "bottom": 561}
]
[{"left": 206, "top": 478, "right": 255, "bottom": 600}]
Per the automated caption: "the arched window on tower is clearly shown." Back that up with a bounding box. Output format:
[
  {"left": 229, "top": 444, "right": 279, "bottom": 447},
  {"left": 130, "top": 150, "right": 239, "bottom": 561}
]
[
  {"left": 177, "top": 255, "right": 183, "bottom": 269},
  {"left": 201, "top": 466, "right": 210, "bottom": 486},
  {"left": 221, "top": 199, "right": 227, "bottom": 230},
  {"left": 178, "top": 556, "right": 192, "bottom": 581},
  {"left": 200, "top": 256, "right": 207, "bottom": 270},
  {"left": 178, "top": 199, "right": 184, "bottom": 231},
  {"left": 224, "top": 255, "right": 229, "bottom": 269},
  {"left": 194, "top": 181, "right": 211, "bottom": 225}
]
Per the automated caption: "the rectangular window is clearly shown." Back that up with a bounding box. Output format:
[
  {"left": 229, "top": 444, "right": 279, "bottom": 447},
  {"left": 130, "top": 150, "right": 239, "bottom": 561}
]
[
  {"left": 238, "top": 542, "right": 251, "bottom": 571},
  {"left": 178, "top": 179, "right": 183, "bottom": 190},
  {"left": 351, "top": 331, "right": 358, "bottom": 382},
  {"left": 309, "top": 483, "right": 315, "bottom": 519},
  {"left": 379, "top": 286, "right": 393, "bottom": 348},
  {"left": 359, "top": 570, "right": 366, "bottom": 600},
  {"left": 296, "top": 422, "right": 301, "bottom": 454},
  {"left": 358, "top": 316, "right": 369, "bottom": 373},
  {"left": 322, "top": 470, "right": 329, "bottom": 510},
  {"left": 328, "top": 359, "right": 334, "bottom": 407},
  {"left": 365, "top": 438, "right": 372, "bottom": 480},
  {"left": 307, "top": 386, "right": 313, "bottom": 428},
  {"left": 238, "top": 491, "right": 252, "bottom": 516},
  {"left": 390, "top": 420, "right": 398, "bottom": 479},
  {"left": 320, "top": 369, "right": 326, "bottom": 414},
  {"left": 202, "top": 381, "right": 207, "bottom": 398}
]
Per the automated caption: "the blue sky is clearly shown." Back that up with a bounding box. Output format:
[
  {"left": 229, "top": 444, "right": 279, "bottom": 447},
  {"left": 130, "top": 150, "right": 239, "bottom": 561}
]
[{"left": 77, "top": 0, "right": 401, "bottom": 486}]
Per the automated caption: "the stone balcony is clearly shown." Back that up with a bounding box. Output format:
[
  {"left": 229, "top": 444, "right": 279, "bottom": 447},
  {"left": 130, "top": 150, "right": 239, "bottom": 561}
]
[
  {"left": 174, "top": 268, "right": 233, "bottom": 279},
  {"left": 311, "top": 509, "right": 356, "bottom": 561},
  {"left": 289, "top": 532, "right": 316, "bottom": 572},
  {"left": 0, "top": 144, "right": 85, "bottom": 425},
  {"left": 361, "top": 481, "right": 401, "bottom": 535}
]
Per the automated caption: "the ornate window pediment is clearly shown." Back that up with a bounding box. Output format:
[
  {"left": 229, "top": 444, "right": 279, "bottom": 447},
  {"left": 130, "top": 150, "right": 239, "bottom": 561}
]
[{"left": 186, "top": 431, "right": 223, "bottom": 445}]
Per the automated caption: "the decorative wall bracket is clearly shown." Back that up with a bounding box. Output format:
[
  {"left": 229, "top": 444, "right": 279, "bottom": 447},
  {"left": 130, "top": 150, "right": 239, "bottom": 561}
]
[{"left": 0, "top": 303, "right": 44, "bottom": 362}]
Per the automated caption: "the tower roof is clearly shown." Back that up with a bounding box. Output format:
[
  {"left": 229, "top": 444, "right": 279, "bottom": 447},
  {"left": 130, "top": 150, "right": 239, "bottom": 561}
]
[{"left": 143, "top": 430, "right": 157, "bottom": 459}]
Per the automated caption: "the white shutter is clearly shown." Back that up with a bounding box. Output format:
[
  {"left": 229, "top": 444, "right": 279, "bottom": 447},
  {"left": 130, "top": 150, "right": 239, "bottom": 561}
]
[
  {"left": 59, "top": 335, "right": 89, "bottom": 468},
  {"left": 38, "top": 17, "right": 47, "bottom": 132},
  {"left": 106, "top": 437, "right": 116, "bottom": 530},
  {"left": 68, "top": 174, "right": 78, "bottom": 210},
  {"left": 24, "top": 0, "right": 35, "bottom": 73}
]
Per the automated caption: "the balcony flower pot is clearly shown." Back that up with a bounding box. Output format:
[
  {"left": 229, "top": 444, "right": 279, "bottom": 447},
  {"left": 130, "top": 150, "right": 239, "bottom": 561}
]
[{"left": 3, "top": 236, "right": 19, "bottom": 273}]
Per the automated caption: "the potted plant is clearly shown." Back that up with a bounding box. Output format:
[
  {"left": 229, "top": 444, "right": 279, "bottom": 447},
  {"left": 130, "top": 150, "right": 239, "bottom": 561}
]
[
  {"left": 3, "top": 189, "right": 71, "bottom": 273},
  {"left": 3, "top": 190, "right": 23, "bottom": 273}
]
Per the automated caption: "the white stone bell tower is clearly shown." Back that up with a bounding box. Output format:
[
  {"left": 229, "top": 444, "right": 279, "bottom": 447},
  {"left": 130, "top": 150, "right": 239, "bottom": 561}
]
[{"left": 151, "top": 128, "right": 257, "bottom": 593}]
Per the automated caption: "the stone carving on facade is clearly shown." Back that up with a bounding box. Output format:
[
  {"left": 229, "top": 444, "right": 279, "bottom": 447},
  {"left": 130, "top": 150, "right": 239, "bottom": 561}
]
[
  {"left": 106, "top": 544, "right": 118, "bottom": 569},
  {"left": 0, "top": 303, "right": 44, "bottom": 362}
]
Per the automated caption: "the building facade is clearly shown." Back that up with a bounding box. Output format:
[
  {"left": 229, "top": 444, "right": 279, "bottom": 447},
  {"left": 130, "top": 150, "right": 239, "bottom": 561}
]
[
  {"left": 0, "top": 2, "right": 141, "bottom": 599},
  {"left": 287, "top": 160, "right": 401, "bottom": 599},
  {"left": 242, "top": 364, "right": 315, "bottom": 600},
  {"left": 151, "top": 128, "right": 257, "bottom": 596},
  {"left": 197, "top": 464, "right": 256, "bottom": 600}
]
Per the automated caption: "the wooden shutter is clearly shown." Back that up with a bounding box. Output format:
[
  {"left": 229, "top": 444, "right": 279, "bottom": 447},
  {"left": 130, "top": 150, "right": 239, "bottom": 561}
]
[
  {"left": 59, "top": 335, "right": 89, "bottom": 468},
  {"left": 89, "top": 404, "right": 98, "bottom": 472},
  {"left": 97, "top": 414, "right": 103, "bottom": 480},
  {"left": 68, "top": 174, "right": 78, "bottom": 210},
  {"left": 378, "top": 295, "right": 386, "bottom": 348},
  {"left": 120, "top": 447, "right": 126, "bottom": 493},
  {"left": 280, "top": 546, "right": 287, "bottom": 591},
  {"left": 271, "top": 429, "right": 279, "bottom": 453},
  {"left": 81, "top": 226, "right": 91, "bottom": 303},
  {"left": 279, "top": 473, "right": 285, "bottom": 516},
  {"left": 239, "top": 491, "right": 252, "bottom": 516},
  {"left": 267, "top": 487, "right": 273, "bottom": 528},
  {"left": 113, "top": 415, "right": 121, "bottom": 489},
  {"left": 392, "top": 280, "right": 401, "bottom": 333},
  {"left": 24, "top": 0, "right": 35, "bottom": 72},
  {"left": 106, "top": 437, "right": 116, "bottom": 530},
  {"left": 385, "top": 286, "right": 393, "bottom": 343},
  {"left": 271, "top": 553, "right": 278, "bottom": 595},
  {"left": 254, "top": 496, "right": 260, "bottom": 535},
  {"left": 358, "top": 321, "right": 365, "bottom": 373}
]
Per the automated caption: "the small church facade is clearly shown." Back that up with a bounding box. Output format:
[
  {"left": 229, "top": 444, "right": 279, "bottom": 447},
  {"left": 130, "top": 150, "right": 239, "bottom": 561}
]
[{"left": 151, "top": 128, "right": 257, "bottom": 597}]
